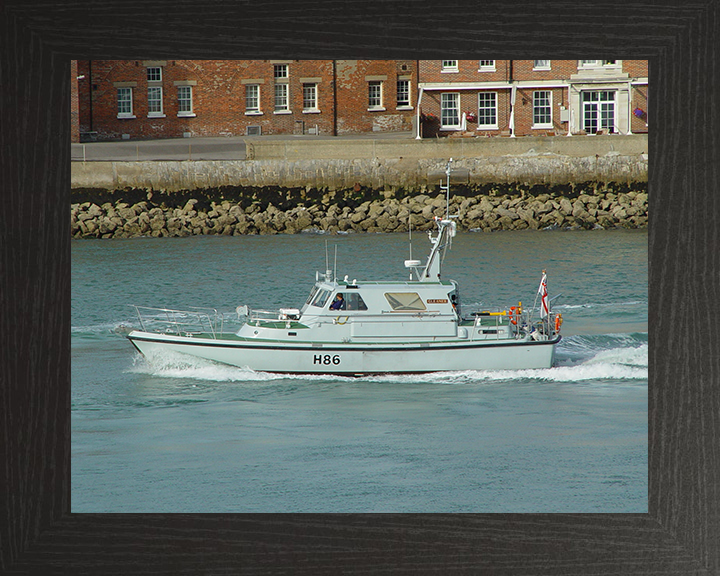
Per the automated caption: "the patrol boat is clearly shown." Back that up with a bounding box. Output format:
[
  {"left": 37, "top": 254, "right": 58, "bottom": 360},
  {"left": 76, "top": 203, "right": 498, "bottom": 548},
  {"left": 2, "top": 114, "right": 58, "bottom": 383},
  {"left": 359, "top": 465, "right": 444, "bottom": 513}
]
[{"left": 127, "top": 163, "right": 562, "bottom": 375}]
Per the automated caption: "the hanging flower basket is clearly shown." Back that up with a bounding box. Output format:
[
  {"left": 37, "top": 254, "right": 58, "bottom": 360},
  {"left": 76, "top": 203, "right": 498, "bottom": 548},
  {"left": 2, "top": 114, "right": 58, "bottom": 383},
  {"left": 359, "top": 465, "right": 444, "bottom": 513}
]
[{"left": 465, "top": 113, "right": 477, "bottom": 123}]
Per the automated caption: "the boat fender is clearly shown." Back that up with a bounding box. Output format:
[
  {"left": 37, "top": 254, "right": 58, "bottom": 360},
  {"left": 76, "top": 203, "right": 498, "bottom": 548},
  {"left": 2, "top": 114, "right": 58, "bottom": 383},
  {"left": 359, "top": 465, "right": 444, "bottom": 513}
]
[{"left": 554, "top": 313, "right": 563, "bottom": 332}]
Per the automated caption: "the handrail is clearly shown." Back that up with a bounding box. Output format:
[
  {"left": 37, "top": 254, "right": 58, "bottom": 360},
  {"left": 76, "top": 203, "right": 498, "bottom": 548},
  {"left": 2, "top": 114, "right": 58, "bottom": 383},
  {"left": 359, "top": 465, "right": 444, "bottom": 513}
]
[{"left": 130, "top": 305, "right": 229, "bottom": 339}]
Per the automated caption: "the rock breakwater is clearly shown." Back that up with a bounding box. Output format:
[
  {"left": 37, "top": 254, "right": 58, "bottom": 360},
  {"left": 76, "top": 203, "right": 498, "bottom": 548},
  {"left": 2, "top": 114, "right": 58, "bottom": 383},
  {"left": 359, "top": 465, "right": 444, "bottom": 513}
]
[{"left": 71, "top": 185, "right": 647, "bottom": 239}]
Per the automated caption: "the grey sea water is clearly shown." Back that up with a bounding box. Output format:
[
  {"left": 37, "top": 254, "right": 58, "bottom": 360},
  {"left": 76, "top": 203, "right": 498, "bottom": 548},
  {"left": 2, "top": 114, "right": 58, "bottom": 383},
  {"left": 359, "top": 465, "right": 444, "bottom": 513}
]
[{"left": 71, "top": 229, "right": 648, "bottom": 512}]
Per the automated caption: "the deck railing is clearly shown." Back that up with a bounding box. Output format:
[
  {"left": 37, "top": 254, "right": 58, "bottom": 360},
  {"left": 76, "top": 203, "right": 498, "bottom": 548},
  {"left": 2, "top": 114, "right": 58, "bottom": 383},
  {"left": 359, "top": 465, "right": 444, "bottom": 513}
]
[{"left": 131, "top": 305, "right": 229, "bottom": 339}]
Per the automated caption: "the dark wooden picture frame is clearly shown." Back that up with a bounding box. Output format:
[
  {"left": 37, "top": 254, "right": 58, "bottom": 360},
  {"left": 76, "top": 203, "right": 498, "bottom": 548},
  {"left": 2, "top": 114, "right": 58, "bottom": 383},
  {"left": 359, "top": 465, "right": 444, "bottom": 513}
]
[{"left": 1, "top": 1, "right": 717, "bottom": 573}]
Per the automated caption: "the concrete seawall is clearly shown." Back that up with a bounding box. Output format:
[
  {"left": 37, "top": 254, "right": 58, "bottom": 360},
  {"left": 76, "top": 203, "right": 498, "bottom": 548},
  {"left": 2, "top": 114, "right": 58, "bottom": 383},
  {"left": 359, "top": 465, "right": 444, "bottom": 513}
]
[
  {"left": 70, "top": 135, "right": 647, "bottom": 238},
  {"left": 71, "top": 134, "right": 648, "bottom": 193}
]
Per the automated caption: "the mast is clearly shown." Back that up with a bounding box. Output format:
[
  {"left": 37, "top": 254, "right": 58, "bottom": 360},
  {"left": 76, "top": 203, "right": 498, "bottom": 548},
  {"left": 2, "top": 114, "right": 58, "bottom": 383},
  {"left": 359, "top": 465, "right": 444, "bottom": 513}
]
[{"left": 418, "top": 159, "right": 457, "bottom": 282}]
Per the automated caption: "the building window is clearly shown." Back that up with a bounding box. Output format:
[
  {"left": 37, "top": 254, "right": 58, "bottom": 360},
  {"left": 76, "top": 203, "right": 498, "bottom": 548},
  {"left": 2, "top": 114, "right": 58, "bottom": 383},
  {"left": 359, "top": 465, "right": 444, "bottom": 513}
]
[
  {"left": 397, "top": 79, "right": 410, "bottom": 107},
  {"left": 582, "top": 91, "right": 616, "bottom": 133},
  {"left": 579, "top": 60, "right": 620, "bottom": 68},
  {"left": 274, "top": 64, "right": 288, "bottom": 79},
  {"left": 477, "top": 92, "right": 497, "bottom": 128},
  {"left": 303, "top": 83, "right": 318, "bottom": 111},
  {"left": 117, "top": 87, "right": 134, "bottom": 118},
  {"left": 440, "top": 93, "right": 460, "bottom": 128},
  {"left": 533, "top": 60, "right": 551, "bottom": 70},
  {"left": 147, "top": 66, "right": 162, "bottom": 82},
  {"left": 368, "top": 81, "right": 383, "bottom": 109},
  {"left": 148, "top": 86, "right": 164, "bottom": 117},
  {"left": 177, "top": 85, "right": 194, "bottom": 117},
  {"left": 533, "top": 90, "right": 552, "bottom": 128},
  {"left": 245, "top": 84, "right": 260, "bottom": 113},
  {"left": 441, "top": 60, "right": 458, "bottom": 72},
  {"left": 478, "top": 60, "right": 495, "bottom": 71},
  {"left": 274, "top": 83, "right": 289, "bottom": 111}
]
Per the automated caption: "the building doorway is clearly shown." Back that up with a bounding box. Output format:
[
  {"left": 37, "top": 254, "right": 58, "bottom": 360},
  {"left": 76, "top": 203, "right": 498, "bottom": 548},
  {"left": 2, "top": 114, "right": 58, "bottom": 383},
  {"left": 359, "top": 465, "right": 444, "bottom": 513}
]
[{"left": 582, "top": 90, "right": 616, "bottom": 133}]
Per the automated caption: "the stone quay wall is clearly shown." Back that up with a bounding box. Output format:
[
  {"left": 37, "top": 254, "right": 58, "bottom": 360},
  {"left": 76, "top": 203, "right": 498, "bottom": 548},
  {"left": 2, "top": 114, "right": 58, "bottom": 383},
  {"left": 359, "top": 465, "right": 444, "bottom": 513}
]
[{"left": 70, "top": 135, "right": 648, "bottom": 238}]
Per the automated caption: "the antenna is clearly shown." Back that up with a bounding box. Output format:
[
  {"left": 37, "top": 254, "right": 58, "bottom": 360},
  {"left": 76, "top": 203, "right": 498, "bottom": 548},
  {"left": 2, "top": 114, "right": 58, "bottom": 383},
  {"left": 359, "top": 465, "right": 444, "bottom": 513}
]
[
  {"left": 444, "top": 157, "right": 453, "bottom": 219},
  {"left": 333, "top": 244, "right": 337, "bottom": 282},
  {"left": 324, "top": 240, "right": 331, "bottom": 281},
  {"left": 409, "top": 212, "right": 414, "bottom": 280}
]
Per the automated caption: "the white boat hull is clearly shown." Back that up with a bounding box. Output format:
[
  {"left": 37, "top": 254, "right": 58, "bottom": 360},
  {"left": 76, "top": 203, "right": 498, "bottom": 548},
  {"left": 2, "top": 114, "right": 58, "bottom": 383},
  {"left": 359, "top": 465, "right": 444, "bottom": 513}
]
[{"left": 127, "top": 331, "right": 560, "bottom": 375}]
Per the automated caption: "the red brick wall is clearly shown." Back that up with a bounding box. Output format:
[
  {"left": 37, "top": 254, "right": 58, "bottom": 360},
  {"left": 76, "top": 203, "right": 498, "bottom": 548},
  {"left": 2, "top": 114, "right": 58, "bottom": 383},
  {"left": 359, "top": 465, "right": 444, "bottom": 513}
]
[
  {"left": 418, "top": 60, "right": 649, "bottom": 137},
  {"left": 335, "top": 60, "right": 416, "bottom": 134},
  {"left": 75, "top": 59, "right": 417, "bottom": 140},
  {"left": 419, "top": 59, "right": 511, "bottom": 84},
  {"left": 73, "top": 59, "right": 647, "bottom": 141}
]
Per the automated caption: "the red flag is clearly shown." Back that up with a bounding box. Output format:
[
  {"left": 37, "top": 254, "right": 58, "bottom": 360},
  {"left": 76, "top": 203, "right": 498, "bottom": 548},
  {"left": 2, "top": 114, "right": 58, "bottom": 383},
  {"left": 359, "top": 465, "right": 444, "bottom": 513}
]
[{"left": 538, "top": 272, "right": 549, "bottom": 319}]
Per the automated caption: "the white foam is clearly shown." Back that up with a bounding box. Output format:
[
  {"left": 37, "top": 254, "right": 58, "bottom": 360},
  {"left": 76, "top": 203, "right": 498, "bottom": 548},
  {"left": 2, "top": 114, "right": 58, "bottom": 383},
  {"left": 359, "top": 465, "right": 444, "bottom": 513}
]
[
  {"left": 128, "top": 352, "right": 352, "bottom": 383},
  {"left": 128, "top": 341, "right": 648, "bottom": 386}
]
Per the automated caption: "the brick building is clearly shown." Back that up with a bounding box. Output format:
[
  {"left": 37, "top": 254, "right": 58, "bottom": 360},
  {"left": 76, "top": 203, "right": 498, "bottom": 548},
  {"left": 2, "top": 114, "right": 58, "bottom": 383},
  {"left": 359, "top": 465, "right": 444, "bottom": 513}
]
[
  {"left": 72, "top": 59, "right": 647, "bottom": 142},
  {"left": 416, "top": 60, "right": 648, "bottom": 138},
  {"left": 74, "top": 59, "right": 418, "bottom": 141}
]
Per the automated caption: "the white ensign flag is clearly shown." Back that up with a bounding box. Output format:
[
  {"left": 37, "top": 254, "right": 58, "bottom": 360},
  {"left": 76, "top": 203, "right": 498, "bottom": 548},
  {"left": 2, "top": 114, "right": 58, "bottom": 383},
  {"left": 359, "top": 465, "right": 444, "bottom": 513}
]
[{"left": 538, "top": 272, "right": 549, "bottom": 318}]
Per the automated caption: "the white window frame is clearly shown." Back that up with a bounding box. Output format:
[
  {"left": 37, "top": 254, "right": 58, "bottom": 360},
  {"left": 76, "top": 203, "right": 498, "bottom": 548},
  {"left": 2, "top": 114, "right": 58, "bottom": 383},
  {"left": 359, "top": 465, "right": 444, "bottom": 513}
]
[
  {"left": 579, "top": 60, "right": 621, "bottom": 69},
  {"left": 533, "top": 60, "right": 551, "bottom": 70},
  {"left": 147, "top": 86, "right": 164, "bottom": 118},
  {"left": 302, "top": 83, "right": 319, "bottom": 113},
  {"left": 397, "top": 79, "right": 411, "bottom": 109},
  {"left": 440, "top": 92, "right": 460, "bottom": 129},
  {"left": 177, "top": 85, "right": 194, "bottom": 117},
  {"left": 476, "top": 91, "right": 498, "bottom": 130},
  {"left": 441, "top": 60, "right": 458, "bottom": 73},
  {"left": 581, "top": 90, "right": 617, "bottom": 134},
  {"left": 146, "top": 66, "right": 162, "bottom": 82},
  {"left": 117, "top": 87, "right": 134, "bottom": 119},
  {"left": 368, "top": 81, "right": 384, "bottom": 111},
  {"left": 245, "top": 84, "right": 261, "bottom": 115},
  {"left": 532, "top": 90, "right": 553, "bottom": 129},
  {"left": 478, "top": 60, "right": 496, "bottom": 72},
  {"left": 273, "top": 64, "right": 288, "bottom": 79},
  {"left": 274, "top": 83, "right": 290, "bottom": 113}
]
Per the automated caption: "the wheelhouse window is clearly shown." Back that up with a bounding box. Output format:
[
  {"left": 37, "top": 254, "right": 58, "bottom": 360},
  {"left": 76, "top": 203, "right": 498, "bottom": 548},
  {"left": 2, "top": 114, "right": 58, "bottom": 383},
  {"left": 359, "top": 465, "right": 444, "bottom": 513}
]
[
  {"left": 305, "top": 286, "right": 319, "bottom": 306},
  {"left": 533, "top": 90, "right": 552, "bottom": 128},
  {"left": 311, "top": 289, "right": 331, "bottom": 308},
  {"left": 385, "top": 292, "right": 426, "bottom": 311},
  {"left": 343, "top": 293, "right": 368, "bottom": 311},
  {"left": 117, "top": 87, "right": 134, "bottom": 118},
  {"left": 477, "top": 92, "right": 497, "bottom": 129},
  {"left": 440, "top": 93, "right": 460, "bottom": 128}
]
